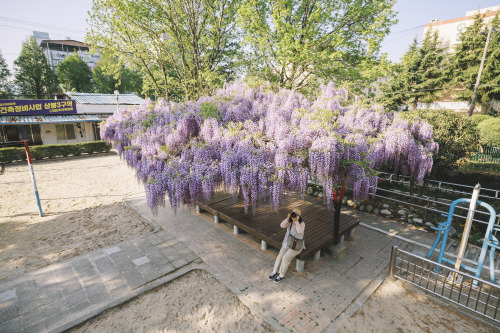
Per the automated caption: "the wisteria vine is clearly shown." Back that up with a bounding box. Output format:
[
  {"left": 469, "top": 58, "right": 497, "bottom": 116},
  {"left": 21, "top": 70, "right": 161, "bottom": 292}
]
[{"left": 101, "top": 81, "right": 438, "bottom": 214}]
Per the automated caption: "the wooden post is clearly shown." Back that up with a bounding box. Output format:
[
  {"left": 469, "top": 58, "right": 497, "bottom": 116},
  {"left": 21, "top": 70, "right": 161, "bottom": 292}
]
[
  {"left": 454, "top": 184, "right": 481, "bottom": 273},
  {"left": 333, "top": 199, "right": 341, "bottom": 244},
  {"left": 333, "top": 181, "right": 346, "bottom": 245},
  {"left": 468, "top": 24, "right": 493, "bottom": 116}
]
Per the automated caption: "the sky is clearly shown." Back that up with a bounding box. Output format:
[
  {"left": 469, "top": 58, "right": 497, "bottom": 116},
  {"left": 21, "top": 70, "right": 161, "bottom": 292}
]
[{"left": 0, "top": 0, "right": 500, "bottom": 71}]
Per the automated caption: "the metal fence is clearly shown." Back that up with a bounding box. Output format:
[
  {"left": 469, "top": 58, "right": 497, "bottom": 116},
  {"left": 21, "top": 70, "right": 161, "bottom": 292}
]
[
  {"left": 377, "top": 171, "right": 499, "bottom": 202},
  {"left": 373, "top": 172, "right": 500, "bottom": 228},
  {"left": 469, "top": 146, "right": 500, "bottom": 163},
  {"left": 389, "top": 246, "right": 500, "bottom": 324}
]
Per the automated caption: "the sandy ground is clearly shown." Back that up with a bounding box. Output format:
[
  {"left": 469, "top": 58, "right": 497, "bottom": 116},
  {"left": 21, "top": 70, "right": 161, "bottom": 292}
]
[
  {"left": 336, "top": 279, "right": 497, "bottom": 333},
  {"left": 0, "top": 153, "right": 154, "bottom": 281},
  {"left": 70, "top": 269, "right": 275, "bottom": 333}
]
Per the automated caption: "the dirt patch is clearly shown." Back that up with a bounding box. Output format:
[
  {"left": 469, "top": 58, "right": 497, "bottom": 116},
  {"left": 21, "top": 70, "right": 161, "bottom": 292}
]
[
  {"left": 335, "top": 279, "right": 496, "bottom": 333},
  {"left": 0, "top": 154, "right": 153, "bottom": 281},
  {"left": 69, "top": 269, "right": 275, "bottom": 333}
]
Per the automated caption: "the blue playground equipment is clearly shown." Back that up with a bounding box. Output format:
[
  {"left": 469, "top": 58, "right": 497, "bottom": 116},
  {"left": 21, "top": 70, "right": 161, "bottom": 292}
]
[{"left": 426, "top": 198, "right": 499, "bottom": 284}]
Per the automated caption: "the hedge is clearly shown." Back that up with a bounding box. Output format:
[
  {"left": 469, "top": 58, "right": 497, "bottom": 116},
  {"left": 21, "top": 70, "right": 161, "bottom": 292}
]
[
  {"left": 470, "top": 114, "right": 491, "bottom": 124},
  {"left": 477, "top": 118, "right": 500, "bottom": 146},
  {"left": 0, "top": 141, "right": 111, "bottom": 163}
]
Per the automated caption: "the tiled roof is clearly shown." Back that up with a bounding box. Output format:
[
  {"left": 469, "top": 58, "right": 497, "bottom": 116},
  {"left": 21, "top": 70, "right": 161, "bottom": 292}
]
[
  {"left": 65, "top": 92, "right": 145, "bottom": 105},
  {"left": 0, "top": 114, "right": 112, "bottom": 125}
]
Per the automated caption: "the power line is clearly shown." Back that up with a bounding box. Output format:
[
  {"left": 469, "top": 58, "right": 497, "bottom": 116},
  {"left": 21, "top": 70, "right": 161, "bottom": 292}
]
[
  {"left": 0, "top": 23, "right": 85, "bottom": 39},
  {"left": 383, "top": 30, "right": 421, "bottom": 45},
  {"left": 0, "top": 16, "right": 85, "bottom": 34},
  {"left": 390, "top": 24, "right": 425, "bottom": 35}
]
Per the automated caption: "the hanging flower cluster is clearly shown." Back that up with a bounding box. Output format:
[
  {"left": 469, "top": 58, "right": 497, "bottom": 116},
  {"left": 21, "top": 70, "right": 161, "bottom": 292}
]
[{"left": 101, "top": 81, "right": 438, "bottom": 214}]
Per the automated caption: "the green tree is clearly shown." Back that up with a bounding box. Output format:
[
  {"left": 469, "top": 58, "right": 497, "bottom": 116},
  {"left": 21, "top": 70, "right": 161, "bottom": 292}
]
[
  {"left": 477, "top": 15, "right": 500, "bottom": 104},
  {"left": 87, "top": 0, "right": 241, "bottom": 101},
  {"left": 14, "top": 38, "right": 58, "bottom": 99},
  {"left": 93, "top": 56, "right": 143, "bottom": 95},
  {"left": 450, "top": 14, "right": 495, "bottom": 105},
  {"left": 414, "top": 30, "right": 447, "bottom": 104},
  {"left": 377, "top": 38, "right": 420, "bottom": 110},
  {"left": 57, "top": 53, "right": 93, "bottom": 92},
  {"left": 237, "top": 0, "right": 397, "bottom": 91},
  {"left": 377, "top": 62, "right": 407, "bottom": 110},
  {"left": 378, "top": 31, "right": 447, "bottom": 110},
  {"left": 0, "top": 50, "right": 13, "bottom": 98}
]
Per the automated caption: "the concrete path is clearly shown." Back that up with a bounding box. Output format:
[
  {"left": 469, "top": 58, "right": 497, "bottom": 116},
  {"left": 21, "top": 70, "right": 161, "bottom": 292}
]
[{"left": 0, "top": 193, "right": 491, "bottom": 333}]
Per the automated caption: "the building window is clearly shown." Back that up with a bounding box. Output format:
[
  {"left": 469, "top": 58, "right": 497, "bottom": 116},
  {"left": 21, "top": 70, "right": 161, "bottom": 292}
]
[
  {"left": 56, "top": 124, "right": 76, "bottom": 141},
  {"left": 4, "top": 125, "right": 20, "bottom": 142}
]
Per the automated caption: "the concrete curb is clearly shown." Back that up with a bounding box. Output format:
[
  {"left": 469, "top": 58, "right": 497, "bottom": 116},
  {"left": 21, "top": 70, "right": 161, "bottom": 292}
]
[{"left": 48, "top": 261, "right": 204, "bottom": 333}]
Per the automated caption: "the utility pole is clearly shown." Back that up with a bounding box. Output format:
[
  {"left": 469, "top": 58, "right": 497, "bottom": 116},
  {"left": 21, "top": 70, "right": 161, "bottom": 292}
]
[
  {"left": 114, "top": 90, "right": 119, "bottom": 111},
  {"left": 468, "top": 24, "right": 493, "bottom": 116}
]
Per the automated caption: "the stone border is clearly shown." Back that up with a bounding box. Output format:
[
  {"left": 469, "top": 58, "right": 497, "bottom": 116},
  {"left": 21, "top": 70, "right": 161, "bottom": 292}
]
[{"left": 50, "top": 263, "right": 285, "bottom": 333}]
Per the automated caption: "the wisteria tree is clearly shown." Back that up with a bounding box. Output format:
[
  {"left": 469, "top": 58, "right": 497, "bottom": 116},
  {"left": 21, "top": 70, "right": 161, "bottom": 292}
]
[{"left": 101, "top": 81, "right": 438, "bottom": 243}]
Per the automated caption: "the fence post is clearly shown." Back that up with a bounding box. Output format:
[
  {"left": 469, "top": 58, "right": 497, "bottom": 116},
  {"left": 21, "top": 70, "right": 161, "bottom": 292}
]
[
  {"left": 389, "top": 245, "right": 398, "bottom": 280},
  {"left": 455, "top": 184, "right": 481, "bottom": 275}
]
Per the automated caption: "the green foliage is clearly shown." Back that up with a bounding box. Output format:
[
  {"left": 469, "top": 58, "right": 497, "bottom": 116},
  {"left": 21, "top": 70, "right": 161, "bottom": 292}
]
[
  {"left": 14, "top": 38, "right": 58, "bottom": 98},
  {"left": 450, "top": 14, "right": 500, "bottom": 105},
  {"left": 0, "top": 50, "right": 12, "bottom": 98},
  {"left": 199, "top": 102, "right": 220, "bottom": 120},
  {"left": 480, "top": 15, "right": 500, "bottom": 103},
  {"left": 76, "top": 141, "right": 111, "bottom": 154},
  {"left": 87, "top": 0, "right": 241, "bottom": 101},
  {"left": 458, "top": 160, "right": 500, "bottom": 174},
  {"left": 0, "top": 141, "right": 111, "bottom": 163},
  {"left": 57, "top": 53, "right": 93, "bottom": 92},
  {"left": 237, "top": 0, "right": 397, "bottom": 91},
  {"left": 0, "top": 148, "right": 26, "bottom": 163},
  {"left": 93, "top": 56, "right": 144, "bottom": 95},
  {"left": 477, "top": 117, "right": 500, "bottom": 146},
  {"left": 470, "top": 114, "right": 491, "bottom": 124},
  {"left": 402, "top": 109, "right": 480, "bottom": 176},
  {"left": 378, "top": 31, "right": 447, "bottom": 110},
  {"left": 414, "top": 30, "right": 447, "bottom": 104}
]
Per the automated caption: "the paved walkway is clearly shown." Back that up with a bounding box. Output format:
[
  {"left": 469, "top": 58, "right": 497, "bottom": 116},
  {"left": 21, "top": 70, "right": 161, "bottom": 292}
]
[
  {"left": 0, "top": 193, "right": 492, "bottom": 333},
  {"left": 0, "top": 229, "right": 200, "bottom": 333}
]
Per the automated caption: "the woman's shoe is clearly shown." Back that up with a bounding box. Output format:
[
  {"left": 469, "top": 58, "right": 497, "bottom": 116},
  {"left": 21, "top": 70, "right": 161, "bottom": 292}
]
[{"left": 274, "top": 275, "right": 285, "bottom": 283}]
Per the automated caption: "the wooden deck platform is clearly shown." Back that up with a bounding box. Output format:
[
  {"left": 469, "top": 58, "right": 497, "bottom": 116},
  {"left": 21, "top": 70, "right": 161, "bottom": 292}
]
[{"left": 196, "top": 193, "right": 359, "bottom": 263}]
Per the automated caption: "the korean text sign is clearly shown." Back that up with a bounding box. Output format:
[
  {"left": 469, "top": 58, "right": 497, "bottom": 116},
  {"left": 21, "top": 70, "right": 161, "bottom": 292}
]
[{"left": 0, "top": 100, "right": 77, "bottom": 115}]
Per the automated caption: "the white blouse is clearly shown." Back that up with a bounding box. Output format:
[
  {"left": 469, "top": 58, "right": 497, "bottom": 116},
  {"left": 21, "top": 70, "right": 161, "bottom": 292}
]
[{"left": 280, "top": 219, "right": 306, "bottom": 250}]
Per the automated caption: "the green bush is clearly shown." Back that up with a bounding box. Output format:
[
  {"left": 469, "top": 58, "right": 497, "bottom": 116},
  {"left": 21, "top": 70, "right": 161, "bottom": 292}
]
[
  {"left": 470, "top": 114, "right": 491, "bottom": 124},
  {"left": 0, "top": 148, "right": 25, "bottom": 163},
  {"left": 0, "top": 141, "right": 111, "bottom": 163},
  {"left": 477, "top": 118, "right": 500, "bottom": 146},
  {"left": 402, "top": 109, "right": 480, "bottom": 177},
  {"left": 77, "top": 141, "right": 111, "bottom": 154}
]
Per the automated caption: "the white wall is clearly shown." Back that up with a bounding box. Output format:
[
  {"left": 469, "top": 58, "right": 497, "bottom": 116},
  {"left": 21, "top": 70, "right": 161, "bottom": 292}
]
[
  {"left": 40, "top": 122, "right": 98, "bottom": 145},
  {"left": 425, "top": 10, "right": 499, "bottom": 50}
]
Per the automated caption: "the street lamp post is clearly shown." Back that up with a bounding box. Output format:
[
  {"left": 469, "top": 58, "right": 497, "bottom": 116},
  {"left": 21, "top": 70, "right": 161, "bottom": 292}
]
[
  {"left": 468, "top": 24, "right": 493, "bottom": 116},
  {"left": 114, "top": 90, "right": 119, "bottom": 112}
]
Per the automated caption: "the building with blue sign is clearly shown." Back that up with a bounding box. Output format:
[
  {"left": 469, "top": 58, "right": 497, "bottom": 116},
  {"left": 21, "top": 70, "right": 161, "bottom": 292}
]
[{"left": 0, "top": 93, "right": 144, "bottom": 148}]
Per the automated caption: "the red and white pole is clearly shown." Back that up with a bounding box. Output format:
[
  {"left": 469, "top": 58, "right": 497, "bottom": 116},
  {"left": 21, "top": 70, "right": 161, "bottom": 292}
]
[{"left": 22, "top": 140, "right": 43, "bottom": 217}]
